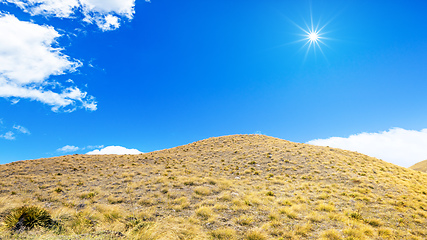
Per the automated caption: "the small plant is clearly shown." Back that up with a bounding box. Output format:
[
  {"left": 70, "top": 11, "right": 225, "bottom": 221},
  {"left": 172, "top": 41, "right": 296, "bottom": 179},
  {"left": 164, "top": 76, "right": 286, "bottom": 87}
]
[
  {"left": 210, "top": 228, "right": 236, "bottom": 240},
  {"left": 103, "top": 210, "right": 122, "bottom": 222},
  {"left": 365, "top": 218, "right": 382, "bottom": 227},
  {"left": 295, "top": 222, "right": 312, "bottom": 236},
  {"left": 349, "top": 211, "right": 363, "bottom": 220},
  {"left": 318, "top": 192, "right": 329, "bottom": 200},
  {"left": 195, "top": 206, "right": 213, "bottom": 220},
  {"left": 266, "top": 191, "right": 274, "bottom": 196},
  {"left": 320, "top": 229, "right": 341, "bottom": 240},
  {"left": 4, "top": 206, "right": 56, "bottom": 231},
  {"left": 107, "top": 196, "right": 125, "bottom": 204},
  {"left": 79, "top": 191, "right": 96, "bottom": 199},
  {"left": 138, "top": 197, "right": 153, "bottom": 206},
  {"left": 378, "top": 227, "right": 392, "bottom": 237},
  {"left": 234, "top": 215, "right": 254, "bottom": 226},
  {"left": 317, "top": 202, "right": 335, "bottom": 212},
  {"left": 277, "top": 198, "right": 293, "bottom": 206},
  {"left": 245, "top": 229, "right": 267, "bottom": 240},
  {"left": 161, "top": 188, "right": 168, "bottom": 194},
  {"left": 70, "top": 211, "right": 95, "bottom": 234},
  {"left": 194, "top": 186, "right": 211, "bottom": 196},
  {"left": 343, "top": 228, "right": 364, "bottom": 239},
  {"left": 307, "top": 211, "right": 323, "bottom": 222},
  {"left": 279, "top": 207, "right": 298, "bottom": 219}
]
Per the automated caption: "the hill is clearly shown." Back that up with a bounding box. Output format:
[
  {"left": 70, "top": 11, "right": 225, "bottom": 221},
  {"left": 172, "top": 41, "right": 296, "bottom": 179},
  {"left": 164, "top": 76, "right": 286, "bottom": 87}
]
[
  {"left": 1, "top": 134, "right": 427, "bottom": 239},
  {"left": 410, "top": 159, "right": 427, "bottom": 173}
]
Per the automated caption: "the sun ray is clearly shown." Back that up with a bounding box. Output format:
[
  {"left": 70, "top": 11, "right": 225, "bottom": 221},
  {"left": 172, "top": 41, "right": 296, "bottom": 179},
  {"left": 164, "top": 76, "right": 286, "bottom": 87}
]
[
  {"left": 289, "top": 9, "right": 334, "bottom": 62},
  {"left": 268, "top": 9, "right": 337, "bottom": 61}
]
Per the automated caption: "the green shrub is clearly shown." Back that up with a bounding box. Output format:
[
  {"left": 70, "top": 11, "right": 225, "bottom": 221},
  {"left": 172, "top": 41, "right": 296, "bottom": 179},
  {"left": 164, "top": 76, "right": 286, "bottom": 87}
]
[{"left": 4, "top": 206, "right": 55, "bottom": 231}]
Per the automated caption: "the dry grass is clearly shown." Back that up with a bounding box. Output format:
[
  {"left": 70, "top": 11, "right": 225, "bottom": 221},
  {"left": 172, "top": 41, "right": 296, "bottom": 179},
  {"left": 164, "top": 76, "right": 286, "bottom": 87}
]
[
  {"left": 410, "top": 159, "right": 427, "bottom": 173},
  {"left": 0, "top": 134, "right": 427, "bottom": 239}
]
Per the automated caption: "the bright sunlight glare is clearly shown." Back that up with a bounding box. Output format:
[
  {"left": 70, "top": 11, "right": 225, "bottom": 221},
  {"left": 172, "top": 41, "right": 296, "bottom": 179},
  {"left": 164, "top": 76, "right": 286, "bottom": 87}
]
[
  {"left": 308, "top": 32, "right": 319, "bottom": 42},
  {"left": 288, "top": 8, "right": 334, "bottom": 62}
]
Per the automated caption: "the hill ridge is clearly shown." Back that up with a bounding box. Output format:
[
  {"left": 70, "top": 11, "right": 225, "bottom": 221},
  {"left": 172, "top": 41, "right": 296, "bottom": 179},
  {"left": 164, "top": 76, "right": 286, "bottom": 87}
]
[
  {"left": 410, "top": 159, "right": 427, "bottom": 173},
  {"left": 1, "top": 134, "right": 427, "bottom": 239}
]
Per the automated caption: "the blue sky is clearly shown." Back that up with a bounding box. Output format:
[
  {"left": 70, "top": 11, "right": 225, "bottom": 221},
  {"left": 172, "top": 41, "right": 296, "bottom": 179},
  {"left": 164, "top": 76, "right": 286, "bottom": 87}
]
[{"left": 1, "top": 0, "right": 427, "bottom": 167}]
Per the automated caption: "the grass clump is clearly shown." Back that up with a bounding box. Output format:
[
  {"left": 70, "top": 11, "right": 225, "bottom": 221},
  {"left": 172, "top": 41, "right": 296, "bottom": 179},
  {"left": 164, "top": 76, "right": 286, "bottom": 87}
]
[
  {"left": 320, "top": 229, "right": 341, "bottom": 240},
  {"left": 70, "top": 211, "right": 95, "bottom": 234},
  {"left": 107, "top": 196, "right": 125, "bottom": 204},
  {"left": 195, "top": 206, "right": 213, "bottom": 220},
  {"left": 245, "top": 229, "right": 267, "bottom": 240},
  {"left": 279, "top": 207, "right": 298, "bottom": 219},
  {"left": 365, "top": 218, "right": 382, "bottom": 227},
  {"left": 295, "top": 222, "right": 312, "bottom": 237},
  {"left": 265, "top": 191, "right": 274, "bottom": 197},
  {"left": 210, "top": 228, "right": 236, "bottom": 240},
  {"left": 234, "top": 215, "right": 254, "bottom": 226},
  {"left": 4, "top": 205, "right": 56, "bottom": 231},
  {"left": 343, "top": 227, "right": 365, "bottom": 239},
  {"left": 194, "top": 186, "right": 211, "bottom": 196},
  {"left": 317, "top": 203, "right": 335, "bottom": 212},
  {"left": 79, "top": 191, "right": 96, "bottom": 200}
]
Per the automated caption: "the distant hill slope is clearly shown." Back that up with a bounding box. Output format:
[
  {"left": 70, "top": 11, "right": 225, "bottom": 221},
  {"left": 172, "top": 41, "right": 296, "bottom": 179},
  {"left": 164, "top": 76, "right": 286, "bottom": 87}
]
[
  {"left": 1, "top": 134, "right": 427, "bottom": 239},
  {"left": 410, "top": 159, "right": 427, "bottom": 173}
]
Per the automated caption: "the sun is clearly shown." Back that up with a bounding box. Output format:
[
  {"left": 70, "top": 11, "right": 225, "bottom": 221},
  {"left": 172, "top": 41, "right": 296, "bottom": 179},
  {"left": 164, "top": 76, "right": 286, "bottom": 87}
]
[
  {"left": 299, "top": 19, "right": 327, "bottom": 58},
  {"left": 288, "top": 10, "right": 333, "bottom": 61},
  {"left": 308, "top": 32, "right": 319, "bottom": 42}
]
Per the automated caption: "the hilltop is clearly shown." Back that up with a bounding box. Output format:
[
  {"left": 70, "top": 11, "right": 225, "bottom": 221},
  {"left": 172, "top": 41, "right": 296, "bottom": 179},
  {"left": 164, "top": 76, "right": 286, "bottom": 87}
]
[
  {"left": 1, "top": 134, "right": 427, "bottom": 239},
  {"left": 410, "top": 160, "right": 427, "bottom": 173}
]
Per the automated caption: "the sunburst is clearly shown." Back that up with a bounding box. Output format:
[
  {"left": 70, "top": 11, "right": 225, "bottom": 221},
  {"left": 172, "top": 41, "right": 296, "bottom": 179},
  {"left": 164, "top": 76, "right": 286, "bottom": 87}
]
[{"left": 290, "top": 9, "right": 332, "bottom": 61}]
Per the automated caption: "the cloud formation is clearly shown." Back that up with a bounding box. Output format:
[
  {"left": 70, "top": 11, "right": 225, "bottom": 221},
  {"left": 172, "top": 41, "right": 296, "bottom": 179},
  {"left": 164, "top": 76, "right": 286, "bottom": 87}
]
[
  {"left": 0, "top": 14, "right": 97, "bottom": 112},
  {"left": 86, "top": 146, "right": 142, "bottom": 155},
  {"left": 0, "top": 125, "right": 30, "bottom": 140},
  {"left": 307, "top": 127, "right": 427, "bottom": 168},
  {"left": 0, "top": 131, "right": 15, "bottom": 140},
  {"left": 2, "top": 0, "right": 139, "bottom": 31},
  {"left": 57, "top": 145, "right": 79, "bottom": 152},
  {"left": 13, "top": 125, "right": 30, "bottom": 134}
]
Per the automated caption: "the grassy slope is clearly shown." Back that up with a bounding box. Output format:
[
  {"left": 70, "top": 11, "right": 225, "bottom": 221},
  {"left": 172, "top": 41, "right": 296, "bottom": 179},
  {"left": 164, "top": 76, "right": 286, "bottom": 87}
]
[
  {"left": 0, "top": 134, "right": 427, "bottom": 239},
  {"left": 410, "top": 160, "right": 427, "bottom": 173}
]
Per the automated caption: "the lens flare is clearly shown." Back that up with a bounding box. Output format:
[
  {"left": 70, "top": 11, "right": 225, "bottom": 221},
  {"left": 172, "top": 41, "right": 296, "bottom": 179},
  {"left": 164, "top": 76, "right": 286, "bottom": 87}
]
[
  {"left": 288, "top": 9, "right": 333, "bottom": 61},
  {"left": 308, "top": 32, "right": 319, "bottom": 42}
]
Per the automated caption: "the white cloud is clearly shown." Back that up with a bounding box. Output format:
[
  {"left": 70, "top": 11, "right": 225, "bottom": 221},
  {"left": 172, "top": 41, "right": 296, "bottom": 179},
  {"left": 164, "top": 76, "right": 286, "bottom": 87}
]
[
  {"left": 57, "top": 145, "right": 79, "bottom": 152},
  {"left": 0, "top": 131, "right": 15, "bottom": 140},
  {"left": 0, "top": 122, "right": 30, "bottom": 140},
  {"left": 13, "top": 125, "right": 30, "bottom": 134},
  {"left": 0, "top": 14, "right": 78, "bottom": 84},
  {"left": 95, "top": 14, "right": 120, "bottom": 31},
  {"left": 86, "top": 145, "right": 104, "bottom": 150},
  {"left": 2, "top": 0, "right": 138, "bottom": 31},
  {"left": 4, "top": 0, "right": 80, "bottom": 18},
  {"left": 0, "top": 14, "right": 97, "bottom": 112},
  {"left": 307, "top": 127, "right": 427, "bottom": 168},
  {"left": 86, "top": 146, "right": 142, "bottom": 155}
]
